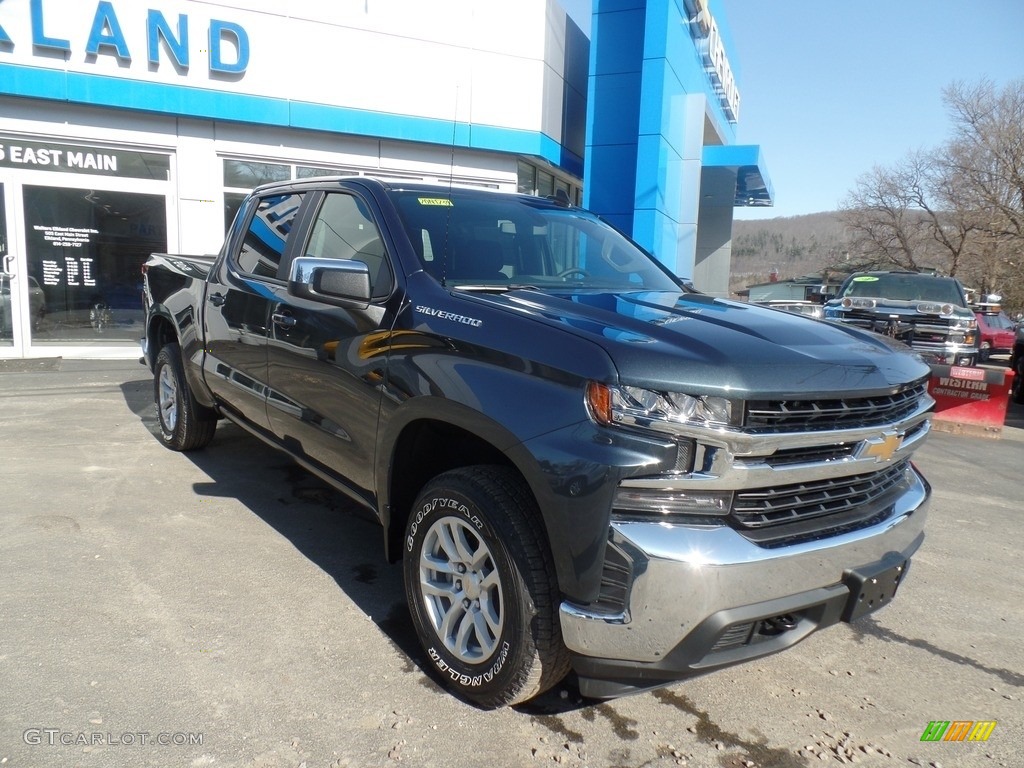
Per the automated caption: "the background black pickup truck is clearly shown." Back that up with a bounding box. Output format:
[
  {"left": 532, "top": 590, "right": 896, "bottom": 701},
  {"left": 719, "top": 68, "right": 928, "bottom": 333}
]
[
  {"left": 823, "top": 270, "right": 980, "bottom": 366},
  {"left": 142, "top": 177, "right": 933, "bottom": 707}
]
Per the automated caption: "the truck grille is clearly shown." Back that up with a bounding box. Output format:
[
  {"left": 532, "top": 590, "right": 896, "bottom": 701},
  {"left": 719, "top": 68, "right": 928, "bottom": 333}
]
[
  {"left": 745, "top": 382, "right": 928, "bottom": 433},
  {"left": 836, "top": 310, "right": 971, "bottom": 359},
  {"left": 731, "top": 461, "right": 910, "bottom": 533}
]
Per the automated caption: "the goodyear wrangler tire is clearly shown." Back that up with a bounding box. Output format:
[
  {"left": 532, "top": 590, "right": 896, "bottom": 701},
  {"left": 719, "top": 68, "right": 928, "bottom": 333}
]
[
  {"left": 153, "top": 343, "right": 217, "bottom": 451},
  {"left": 403, "top": 466, "right": 570, "bottom": 708}
]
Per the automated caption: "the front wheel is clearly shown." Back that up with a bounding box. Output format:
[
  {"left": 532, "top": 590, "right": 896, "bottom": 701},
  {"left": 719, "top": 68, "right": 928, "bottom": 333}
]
[
  {"left": 403, "top": 466, "right": 570, "bottom": 708},
  {"left": 153, "top": 343, "right": 217, "bottom": 451}
]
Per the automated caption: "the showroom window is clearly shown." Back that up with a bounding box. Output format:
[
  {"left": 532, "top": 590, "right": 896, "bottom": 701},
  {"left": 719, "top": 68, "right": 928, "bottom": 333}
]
[
  {"left": 223, "top": 158, "right": 514, "bottom": 233},
  {"left": 516, "top": 159, "right": 581, "bottom": 204},
  {"left": 24, "top": 186, "right": 167, "bottom": 344}
]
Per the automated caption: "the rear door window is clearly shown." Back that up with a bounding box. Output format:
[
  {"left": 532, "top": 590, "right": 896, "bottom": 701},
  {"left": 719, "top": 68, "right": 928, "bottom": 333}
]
[{"left": 235, "top": 192, "right": 306, "bottom": 279}]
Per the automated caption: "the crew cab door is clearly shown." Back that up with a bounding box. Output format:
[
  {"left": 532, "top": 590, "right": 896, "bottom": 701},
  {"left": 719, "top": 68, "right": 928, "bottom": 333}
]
[
  {"left": 202, "top": 190, "right": 309, "bottom": 431},
  {"left": 265, "top": 189, "right": 401, "bottom": 503}
]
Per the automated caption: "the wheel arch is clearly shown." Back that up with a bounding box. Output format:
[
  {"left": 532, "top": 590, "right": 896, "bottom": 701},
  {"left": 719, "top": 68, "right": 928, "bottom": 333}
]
[
  {"left": 380, "top": 411, "right": 552, "bottom": 569},
  {"left": 146, "top": 311, "right": 178, "bottom": 370},
  {"left": 146, "top": 306, "right": 217, "bottom": 411}
]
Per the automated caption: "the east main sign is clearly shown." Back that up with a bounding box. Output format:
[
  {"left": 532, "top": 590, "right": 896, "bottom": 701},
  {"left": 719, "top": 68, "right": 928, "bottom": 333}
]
[{"left": 0, "top": 0, "right": 249, "bottom": 74}]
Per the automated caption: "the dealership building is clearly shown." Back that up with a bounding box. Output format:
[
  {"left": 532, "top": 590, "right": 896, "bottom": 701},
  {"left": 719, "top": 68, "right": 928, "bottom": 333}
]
[{"left": 0, "top": 0, "right": 771, "bottom": 359}]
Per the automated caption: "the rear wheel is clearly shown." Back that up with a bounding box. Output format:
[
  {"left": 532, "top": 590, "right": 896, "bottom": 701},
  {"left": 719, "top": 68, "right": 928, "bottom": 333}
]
[
  {"left": 403, "top": 466, "right": 570, "bottom": 708},
  {"left": 153, "top": 343, "right": 217, "bottom": 451}
]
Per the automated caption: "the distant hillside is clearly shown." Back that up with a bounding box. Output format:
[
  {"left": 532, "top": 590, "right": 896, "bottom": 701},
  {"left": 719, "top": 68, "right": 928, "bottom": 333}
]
[{"left": 730, "top": 212, "right": 855, "bottom": 296}]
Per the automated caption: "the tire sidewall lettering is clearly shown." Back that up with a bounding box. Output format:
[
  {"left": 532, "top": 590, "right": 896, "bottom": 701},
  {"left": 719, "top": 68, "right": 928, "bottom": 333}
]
[
  {"left": 406, "top": 496, "right": 486, "bottom": 553},
  {"left": 427, "top": 641, "right": 510, "bottom": 688}
]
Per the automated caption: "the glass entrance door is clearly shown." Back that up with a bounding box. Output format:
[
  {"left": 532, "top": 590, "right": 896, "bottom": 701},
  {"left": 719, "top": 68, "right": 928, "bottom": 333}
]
[
  {"left": 1, "top": 183, "right": 10, "bottom": 347},
  {"left": 23, "top": 186, "right": 167, "bottom": 346},
  {"left": 0, "top": 183, "right": 33, "bottom": 355}
]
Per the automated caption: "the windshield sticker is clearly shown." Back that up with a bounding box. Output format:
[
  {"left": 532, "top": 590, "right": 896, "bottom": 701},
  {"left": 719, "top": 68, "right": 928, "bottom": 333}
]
[
  {"left": 416, "top": 305, "right": 483, "bottom": 327},
  {"left": 853, "top": 276, "right": 879, "bottom": 282},
  {"left": 417, "top": 197, "right": 454, "bottom": 207}
]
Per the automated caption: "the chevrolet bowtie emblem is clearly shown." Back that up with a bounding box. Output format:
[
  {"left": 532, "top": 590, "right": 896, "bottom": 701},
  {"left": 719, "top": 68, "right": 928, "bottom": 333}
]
[{"left": 860, "top": 432, "right": 904, "bottom": 462}]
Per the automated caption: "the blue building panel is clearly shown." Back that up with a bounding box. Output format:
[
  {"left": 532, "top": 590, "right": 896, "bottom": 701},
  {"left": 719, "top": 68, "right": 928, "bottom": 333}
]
[
  {"left": 632, "top": 207, "right": 681, "bottom": 266},
  {"left": 64, "top": 72, "right": 290, "bottom": 126},
  {"left": 633, "top": 134, "right": 682, "bottom": 215},
  {"left": 0, "top": 63, "right": 573, "bottom": 176},
  {"left": 593, "top": 0, "right": 646, "bottom": 19},
  {"left": 0, "top": 63, "right": 69, "bottom": 101},
  {"left": 585, "top": 143, "right": 639, "bottom": 217},
  {"left": 586, "top": 0, "right": 768, "bottom": 285},
  {"left": 590, "top": 7, "right": 645, "bottom": 77},
  {"left": 587, "top": 72, "right": 642, "bottom": 146},
  {"left": 703, "top": 144, "right": 774, "bottom": 205}
]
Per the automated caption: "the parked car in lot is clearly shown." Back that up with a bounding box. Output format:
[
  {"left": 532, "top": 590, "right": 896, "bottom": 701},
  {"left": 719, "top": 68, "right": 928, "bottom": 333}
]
[
  {"left": 973, "top": 304, "right": 1016, "bottom": 362},
  {"left": 0, "top": 274, "right": 46, "bottom": 336},
  {"left": 823, "top": 271, "right": 979, "bottom": 366}
]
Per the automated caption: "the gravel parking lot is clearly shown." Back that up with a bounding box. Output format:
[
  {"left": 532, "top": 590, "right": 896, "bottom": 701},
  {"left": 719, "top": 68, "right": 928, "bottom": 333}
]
[{"left": 1, "top": 359, "right": 1021, "bottom": 768}]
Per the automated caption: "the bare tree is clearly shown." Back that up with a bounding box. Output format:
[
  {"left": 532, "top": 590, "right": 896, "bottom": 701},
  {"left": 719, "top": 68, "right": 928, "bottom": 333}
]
[
  {"left": 838, "top": 78, "right": 1024, "bottom": 309},
  {"left": 940, "top": 79, "right": 1024, "bottom": 238},
  {"left": 838, "top": 151, "right": 967, "bottom": 274},
  {"left": 937, "top": 79, "right": 1024, "bottom": 304}
]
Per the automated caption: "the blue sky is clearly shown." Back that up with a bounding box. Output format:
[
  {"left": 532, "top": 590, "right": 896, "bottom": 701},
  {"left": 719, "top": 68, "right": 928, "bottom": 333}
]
[{"left": 559, "top": 0, "right": 1024, "bottom": 220}]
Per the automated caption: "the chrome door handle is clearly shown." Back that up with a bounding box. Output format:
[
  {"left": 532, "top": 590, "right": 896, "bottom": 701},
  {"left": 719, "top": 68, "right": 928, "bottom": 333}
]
[
  {"left": 271, "top": 312, "right": 296, "bottom": 328},
  {"left": 208, "top": 292, "right": 226, "bottom": 307}
]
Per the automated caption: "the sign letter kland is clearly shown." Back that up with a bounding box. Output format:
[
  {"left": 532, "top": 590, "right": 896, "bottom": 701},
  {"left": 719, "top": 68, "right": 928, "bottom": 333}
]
[
  {"left": 30, "top": 0, "right": 70, "bottom": 52},
  {"left": 16, "top": 1, "right": 248, "bottom": 77},
  {"left": 147, "top": 10, "right": 189, "bottom": 69},
  {"left": 209, "top": 20, "right": 248, "bottom": 74},
  {"left": 85, "top": 1, "right": 132, "bottom": 61}
]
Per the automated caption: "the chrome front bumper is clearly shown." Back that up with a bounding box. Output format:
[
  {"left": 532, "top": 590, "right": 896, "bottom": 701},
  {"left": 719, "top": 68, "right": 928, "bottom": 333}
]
[{"left": 559, "top": 464, "right": 929, "bottom": 669}]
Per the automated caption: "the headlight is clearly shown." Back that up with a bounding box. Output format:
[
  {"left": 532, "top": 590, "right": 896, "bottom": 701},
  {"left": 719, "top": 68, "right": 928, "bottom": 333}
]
[
  {"left": 917, "top": 302, "right": 955, "bottom": 316},
  {"left": 842, "top": 297, "right": 877, "bottom": 309},
  {"left": 586, "top": 382, "right": 742, "bottom": 433}
]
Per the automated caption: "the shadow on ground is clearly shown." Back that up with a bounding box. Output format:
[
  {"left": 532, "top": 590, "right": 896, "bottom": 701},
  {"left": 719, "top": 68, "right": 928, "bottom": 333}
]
[{"left": 119, "top": 379, "right": 447, "bottom": 693}]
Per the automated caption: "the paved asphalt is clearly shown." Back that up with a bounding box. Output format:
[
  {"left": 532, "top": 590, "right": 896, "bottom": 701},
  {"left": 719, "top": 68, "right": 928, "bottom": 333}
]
[{"left": 0, "top": 358, "right": 1021, "bottom": 768}]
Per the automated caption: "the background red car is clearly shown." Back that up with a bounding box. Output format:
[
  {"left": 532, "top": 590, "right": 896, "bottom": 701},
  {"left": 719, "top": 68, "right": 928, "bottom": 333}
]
[{"left": 974, "top": 307, "right": 1016, "bottom": 362}]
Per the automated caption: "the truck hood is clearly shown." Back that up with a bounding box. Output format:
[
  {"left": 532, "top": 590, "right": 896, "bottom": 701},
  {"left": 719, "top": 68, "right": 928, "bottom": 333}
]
[{"left": 468, "top": 288, "right": 930, "bottom": 398}]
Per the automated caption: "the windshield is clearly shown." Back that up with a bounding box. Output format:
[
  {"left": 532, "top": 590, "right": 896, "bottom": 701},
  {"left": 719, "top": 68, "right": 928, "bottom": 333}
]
[
  {"left": 981, "top": 312, "right": 1015, "bottom": 330},
  {"left": 840, "top": 274, "right": 966, "bottom": 306},
  {"left": 389, "top": 190, "right": 681, "bottom": 292}
]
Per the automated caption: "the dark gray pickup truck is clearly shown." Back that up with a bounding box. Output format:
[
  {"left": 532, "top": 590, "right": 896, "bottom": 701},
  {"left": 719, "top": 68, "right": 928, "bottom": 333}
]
[
  {"left": 823, "top": 270, "right": 979, "bottom": 367},
  {"left": 142, "top": 177, "right": 933, "bottom": 707}
]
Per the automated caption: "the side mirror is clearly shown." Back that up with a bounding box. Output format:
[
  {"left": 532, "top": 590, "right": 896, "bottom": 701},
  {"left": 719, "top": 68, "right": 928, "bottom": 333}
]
[{"left": 288, "top": 257, "right": 371, "bottom": 309}]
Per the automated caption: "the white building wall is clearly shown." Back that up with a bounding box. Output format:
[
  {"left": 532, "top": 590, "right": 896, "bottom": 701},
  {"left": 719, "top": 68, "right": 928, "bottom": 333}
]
[
  {"left": 0, "top": 0, "right": 560, "bottom": 138},
  {"left": 0, "top": 0, "right": 581, "bottom": 358}
]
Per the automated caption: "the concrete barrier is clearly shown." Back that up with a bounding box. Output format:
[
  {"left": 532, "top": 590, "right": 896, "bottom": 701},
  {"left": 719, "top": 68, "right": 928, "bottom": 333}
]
[{"left": 928, "top": 364, "right": 1016, "bottom": 438}]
